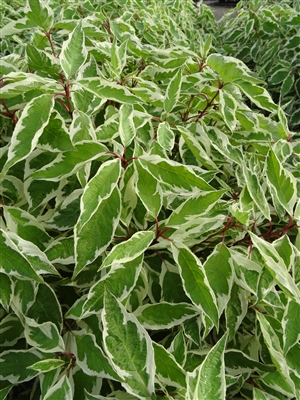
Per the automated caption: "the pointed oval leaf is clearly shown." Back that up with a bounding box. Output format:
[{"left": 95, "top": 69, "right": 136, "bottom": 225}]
[
  {"left": 102, "top": 291, "right": 156, "bottom": 400},
  {"left": 3, "top": 94, "right": 54, "bottom": 173},
  {"left": 157, "top": 121, "right": 175, "bottom": 152},
  {"left": 164, "top": 68, "right": 182, "bottom": 113},
  {"left": 266, "top": 149, "right": 297, "bottom": 215},
  {"left": 138, "top": 155, "right": 213, "bottom": 193},
  {"left": 99, "top": 231, "right": 155, "bottom": 271},
  {"left": 74, "top": 160, "right": 122, "bottom": 277},
  {"left": 70, "top": 331, "right": 120, "bottom": 380},
  {"left": 135, "top": 160, "right": 163, "bottom": 218},
  {"left": 60, "top": 22, "right": 87, "bottom": 77},
  {"left": 187, "top": 331, "right": 228, "bottom": 400},
  {"left": 135, "top": 302, "right": 197, "bottom": 330},
  {"left": 0, "top": 229, "right": 43, "bottom": 283},
  {"left": 171, "top": 244, "right": 218, "bottom": 326},
  {"left": 24, "top": 319, "right": 65, "bottom": 353},
  {"left": 43, "top": 376, "right": 73, "bottom": 400},
  {"left": 83, "top": 254, "right": 144, "bottom": 316}
]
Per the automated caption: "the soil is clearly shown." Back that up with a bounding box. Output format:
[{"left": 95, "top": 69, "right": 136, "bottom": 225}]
[{"left": 202, "top": 0, "right": 237, "bottom": 20}]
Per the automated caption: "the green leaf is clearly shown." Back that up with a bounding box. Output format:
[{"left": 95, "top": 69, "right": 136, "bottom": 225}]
[
  {"left": 171, "top": 244, "right": 219, "bottom": 326},
  {"left": 236, "top": 81, "right": 277, "bottom": 112},
  {"left": 138, "top": 155, "right": 213, "bottom": 193},
  {"left": 219, "top": 89, "right": 237, "bottom": 132},
  {"left": 0, "top": 229, "right": 44, "bottom": 283},
  {"left": 204, "top": 126, "right": 244, "bottom": 166},
  {"left": 282, "top": 298, "right": 300, "bottom": 354},
  {"left": 242, "top": 162, "right": 270, "bottom": 220},
  {"left": 225, "top": 282, "right": 248, "bottom": 339},
  {"left": 0, "top": 273, "right": 12, "bottom": 312},
  {"left": 26, "top": 44, "right": 60, "bottom": 75},
  {"left": 135, "top": 302, "right": 197, "bottom": 330},
  {"left": 166, "top": 190, "right": 225, "bottom": 227},
  {"left": 119, "top": 104, "right": 136, "bottom": 147},
  {"left": 60, "top": 22, "right": 87, "bottom": 77},
  {"left": 82, "top": 254, "right": 144, "bottom": 316},
  {"left": 27, "top": 0, "right": 54, "bottom": 31},
  {"left": 43, "top": 376, "right": 73, "bottom": 400},
  {"left": 2, "top": 94, "right": 54, "bottom": 173},
  {"left": 187, "top": 331, "right": 228, "bottom": 400},
  {"left": 28, "top": 359, "right": 66, "bottom": 373},
  {"left": 178, "top": 126, "right": 218, "bottom": 170},
  {"left": 77, "top": 78, "right": 141, "bottom": 104},
  {"left": 24, "top": 319, "right": 65, "bottom": 353},
  {"left": 153, "top": 342, "right": 186, "bottom": 389},
  {"left": 207, "top": 53, "right": 263, "bottom": 84},
  {"left": 266, "top": 149, "right": 297, "bottom": 215},
  {"left": 203, "top": 244, "right": 234, "bottom": 316},
  {"left": 249, "top": 233, "right": 300, "bottom": 301},
  {"left": 164, "top": 68, "right": 182, "bottom": 113},
  {"left": 102, "top": 291, "right": 156, "bottom": 400},
  {"left": 257, "top": 313, "right": 295, "bottom": 393},
  {"left": 0, "top": 348, "right": 42, "bottom": 384},
  {"left": 74, "top": 160, "right": 122, "bottom": 276},
  {"left": 29, "top": 142, "right": 108, "bottom": 181},
  {"left": 157, "top": 121, "right": 175, "bottom": 152},
  {"left": 135, "top": 160, "right": 162, "bottom": 218},
  {"left": 5, "top": 230, "right": 59, "bottom": 276},
  {"left": 0, "top": 314, "right": 24, "bottom": 347},
  {"left": 39, "top": 110, "right": 75, "bottom": 152},
  {"left": 70, "top": 331, "right": 120, "bottom": 380},
  {"left": 3, "top": 206, "right": 50, "bottom": 249},
  {"left": 99, "top": 231, "right": 155, "bottom": 271}
]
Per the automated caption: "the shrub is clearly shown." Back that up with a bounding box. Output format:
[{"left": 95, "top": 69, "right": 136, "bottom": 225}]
[{"left": 0, "top": 0, "right": 299, "bottom": 399}]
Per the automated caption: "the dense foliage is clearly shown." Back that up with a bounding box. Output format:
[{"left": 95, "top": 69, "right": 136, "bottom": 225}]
[
  {"left": 217, "top": 0, "right": 300, "bottom": 130},
  {"left": 0, "top": 0, "right": 299, "bottom": 399}
]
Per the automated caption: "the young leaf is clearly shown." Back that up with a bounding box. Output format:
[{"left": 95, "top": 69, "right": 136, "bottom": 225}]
[
  {"left": 102, "top": 290, "right": 156, "bottom": 400},
  {"left": 60, "top": 22, "right": 87, "bottom": 78},
  {"left": 74, "top": 159, "right": 122, "bottom": 277},
  {"left": 2, "top": 94, "right": 54, "bottom": 173},
  {"left": 27, "top": 0, "right": 54, "bottom": 31},
  {"left": 171, "top": 244, "right": 219, "bottom": 327},
  {"left": 164, "top": 68, "right": 182, "bottom": 113},
  {"left": 187, "top": 331, "right": 228, "bottom": 400}
]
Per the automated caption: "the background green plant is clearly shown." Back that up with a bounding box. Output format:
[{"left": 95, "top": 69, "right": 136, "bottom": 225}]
[
  {"left": 216, "top": 0, "right": 300, "bottom": 130},
  {"left": 0, "top": 0, "right": 299, "bottom": 399}
]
